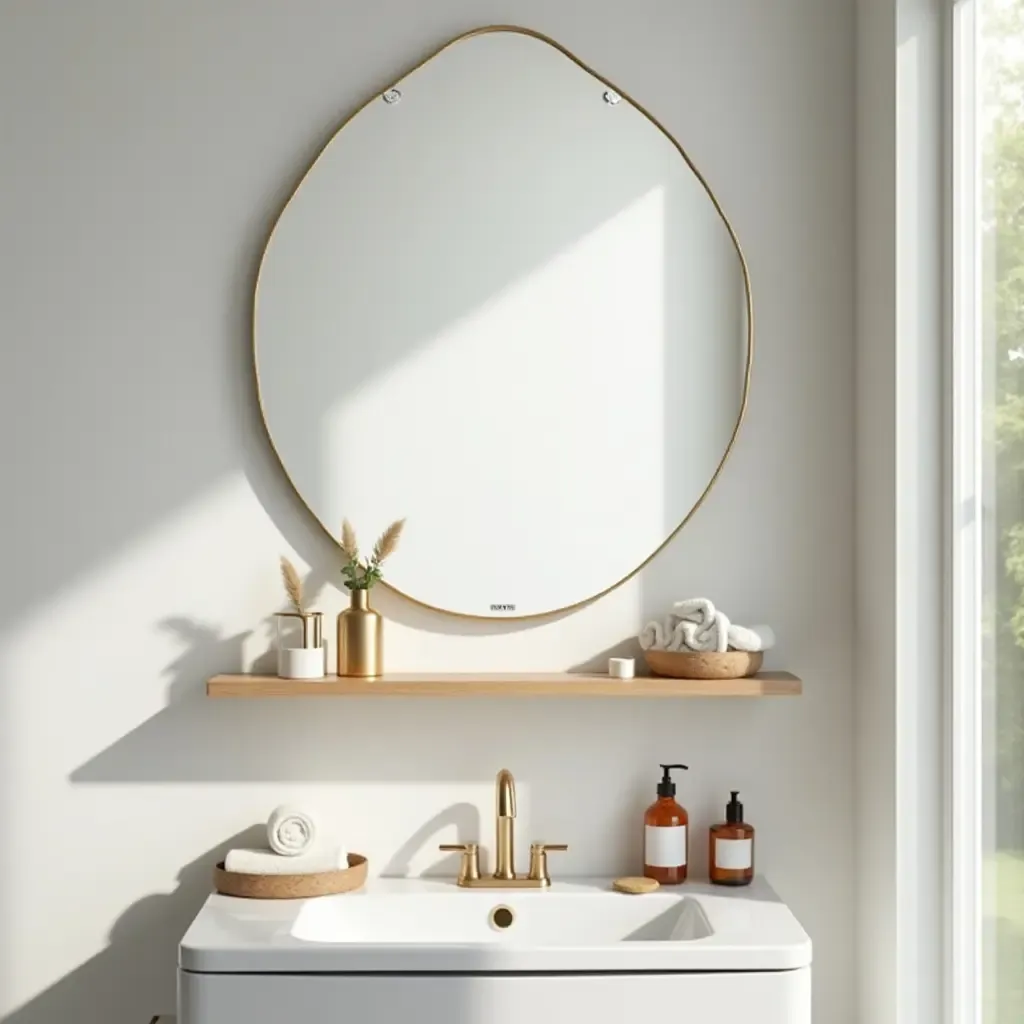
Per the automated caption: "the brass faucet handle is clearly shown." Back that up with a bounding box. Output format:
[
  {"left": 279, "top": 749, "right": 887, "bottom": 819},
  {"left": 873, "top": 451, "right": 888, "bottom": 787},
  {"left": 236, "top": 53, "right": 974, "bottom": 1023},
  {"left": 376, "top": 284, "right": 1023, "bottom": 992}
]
[
  {"left": 528, "top": 842, "right": 568, "bottom": 885},
  {"left": 439, "top": 842, "right": 481, "bottom": 884}
]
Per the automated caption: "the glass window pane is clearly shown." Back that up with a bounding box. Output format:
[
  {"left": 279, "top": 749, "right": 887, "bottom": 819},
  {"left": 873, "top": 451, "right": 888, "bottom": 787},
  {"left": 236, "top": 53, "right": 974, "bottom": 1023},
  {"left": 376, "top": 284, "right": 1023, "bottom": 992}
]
[{"left": 980, "top": 3, "right": 1024, "bottom": 1022}]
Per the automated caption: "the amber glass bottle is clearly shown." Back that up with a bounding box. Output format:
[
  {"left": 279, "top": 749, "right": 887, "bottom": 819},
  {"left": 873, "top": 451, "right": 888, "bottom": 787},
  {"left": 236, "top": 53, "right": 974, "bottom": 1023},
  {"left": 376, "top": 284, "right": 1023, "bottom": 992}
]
[
  {"left": 643, "top": 764, "right": 689, "bottom": 884},
  {"left": 709, "top": 791, "right": 755, "bottom": 886}
]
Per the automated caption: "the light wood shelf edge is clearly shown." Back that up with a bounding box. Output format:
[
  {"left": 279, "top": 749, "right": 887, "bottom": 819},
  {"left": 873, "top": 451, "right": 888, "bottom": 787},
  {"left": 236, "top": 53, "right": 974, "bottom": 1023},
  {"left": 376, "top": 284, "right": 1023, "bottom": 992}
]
[{"left": 206, "top": 671, "right": 802, "bottom": 698}]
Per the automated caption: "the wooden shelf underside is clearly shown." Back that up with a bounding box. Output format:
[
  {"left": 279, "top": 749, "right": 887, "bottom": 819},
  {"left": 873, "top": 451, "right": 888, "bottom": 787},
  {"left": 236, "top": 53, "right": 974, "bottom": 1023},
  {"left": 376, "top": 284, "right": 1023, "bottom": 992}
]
[{"left": 207, "top": 671, "right": 802, "bottom": 699}]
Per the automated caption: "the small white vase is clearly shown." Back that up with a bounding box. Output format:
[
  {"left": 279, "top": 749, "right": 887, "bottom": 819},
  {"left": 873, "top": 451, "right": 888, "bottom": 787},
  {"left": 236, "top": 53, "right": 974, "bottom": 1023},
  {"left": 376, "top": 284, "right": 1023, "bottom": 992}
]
[{"left": 278, "top": 646, "right": 326, "bottom": 680}]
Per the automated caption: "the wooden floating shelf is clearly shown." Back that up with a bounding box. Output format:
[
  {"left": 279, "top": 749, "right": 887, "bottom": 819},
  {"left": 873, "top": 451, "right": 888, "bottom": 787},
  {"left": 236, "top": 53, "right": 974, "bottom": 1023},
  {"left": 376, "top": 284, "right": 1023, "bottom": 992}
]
[{"left": 206, "top": 671, "right": 802, "bottom": 699}]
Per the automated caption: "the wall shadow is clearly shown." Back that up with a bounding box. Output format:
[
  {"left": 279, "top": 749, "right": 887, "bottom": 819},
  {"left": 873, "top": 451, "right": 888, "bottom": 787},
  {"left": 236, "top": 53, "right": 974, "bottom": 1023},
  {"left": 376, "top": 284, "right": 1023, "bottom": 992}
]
[
  {"left": 3, "top": 827, "right": 263, "bottom": 1024},
  {"left": 382, "top": 802, "right": 481, "bottom": 877},
  {"left": 4, "top": 802, "right": 502, "bottom": 1024},
  {"left": 569, "top": 637, "right": 644, "bottom": 674},
  {"left": 70, "top": 690, "right": 657, "bottom": 783},
  {"left": 72, "top": 616, "right": 644, "bottom": 783}
]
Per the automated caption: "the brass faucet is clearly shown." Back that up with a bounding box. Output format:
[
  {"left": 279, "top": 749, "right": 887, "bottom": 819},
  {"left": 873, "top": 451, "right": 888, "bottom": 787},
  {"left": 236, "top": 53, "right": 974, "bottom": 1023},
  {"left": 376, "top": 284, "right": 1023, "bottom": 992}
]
[
  {"left": 494, "top": 767, "right": 517, "bottom": 880},
  {"left": 439, "top": 768, "right": 567, "bottom": 888}
]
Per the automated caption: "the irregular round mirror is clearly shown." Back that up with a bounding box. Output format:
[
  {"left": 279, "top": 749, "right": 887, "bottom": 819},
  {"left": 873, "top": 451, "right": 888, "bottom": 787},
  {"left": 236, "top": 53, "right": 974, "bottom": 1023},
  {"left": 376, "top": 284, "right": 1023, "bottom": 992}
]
[{"left": 256, "top": 27, "right": 751, "bottom": 618}]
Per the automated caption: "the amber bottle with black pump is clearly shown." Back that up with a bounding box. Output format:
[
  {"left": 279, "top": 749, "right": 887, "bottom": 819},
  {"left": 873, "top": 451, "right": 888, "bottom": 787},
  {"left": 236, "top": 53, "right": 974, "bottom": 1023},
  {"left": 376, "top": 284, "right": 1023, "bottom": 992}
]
[
  {"left": 709, "top": 791, "right": 755, "bottom": 886},
  {"left": 643, "top": 764, "right": 689, "bottom": 884}
]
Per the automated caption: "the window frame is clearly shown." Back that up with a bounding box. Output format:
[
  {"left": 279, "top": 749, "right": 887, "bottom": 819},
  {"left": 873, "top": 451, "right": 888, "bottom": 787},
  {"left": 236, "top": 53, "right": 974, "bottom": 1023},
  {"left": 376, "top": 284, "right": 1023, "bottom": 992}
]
[{"left": 948, "top": 2, "right": 985, "bottom": 1023}]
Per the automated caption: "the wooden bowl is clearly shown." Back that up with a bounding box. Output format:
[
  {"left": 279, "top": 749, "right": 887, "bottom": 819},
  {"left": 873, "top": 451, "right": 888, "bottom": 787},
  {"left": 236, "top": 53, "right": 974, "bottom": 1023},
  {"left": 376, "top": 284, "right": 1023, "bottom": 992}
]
[
  {"left": 644, "top": 650, "right": 764, "bottom": 680},
  {"left": 214, "top": 852, "right": 368, "bottom": 899}
]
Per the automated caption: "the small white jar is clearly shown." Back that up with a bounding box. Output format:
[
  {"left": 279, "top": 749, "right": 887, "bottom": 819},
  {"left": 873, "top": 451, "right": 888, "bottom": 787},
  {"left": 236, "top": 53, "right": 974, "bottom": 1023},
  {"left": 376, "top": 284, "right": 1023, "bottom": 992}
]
[
  {"left": 608, "top": 657, "right": 635, "bottom": 680},
  {"left": 278, "top": 646, "right": 326, "bottom": 680}
]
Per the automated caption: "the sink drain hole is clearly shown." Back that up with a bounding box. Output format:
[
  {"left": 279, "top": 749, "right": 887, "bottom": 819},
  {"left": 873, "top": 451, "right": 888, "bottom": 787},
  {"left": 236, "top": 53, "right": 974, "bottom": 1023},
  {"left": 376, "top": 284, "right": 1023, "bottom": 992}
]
[{"left": 490, "top": 905, "right": 515, "bottom": 930}]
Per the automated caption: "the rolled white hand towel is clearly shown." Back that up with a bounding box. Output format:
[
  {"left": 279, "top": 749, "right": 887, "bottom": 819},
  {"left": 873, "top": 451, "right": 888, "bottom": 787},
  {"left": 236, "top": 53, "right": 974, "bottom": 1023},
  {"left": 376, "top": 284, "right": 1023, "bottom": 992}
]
[
  {"left": 644, "top": 600, "right": 775, "bottom": 656},
  {"left": 665, "top": 621, "right": 685, "bottom": 651},
  {"left": 712, "top": 611, "right": 730, "bottom": 653},
  {"left": 639, "top": 619, "right": 671, "bottom": 651},
  {"left": 671, "top": 598, "right": 716, "bottom": 631},
  {"left": 675, "top": 610, "right": 731, "bottom": 653},
  {"left": 267, "top": 804, "right": 318, "bottom": 856},
  {"left": 727, "top": 623, "right": 776, "bottom": 653},
  {"left": 674, "top": 620, "right": 710, "bottom": 652},
  {"left": 668, "top": 620, "right": 698, "bottom": 651},
  {"left": 224, "top": 846, "right": 348, "bottom": 875},
  {"left": 668, "top": 598, "right": 722, "bottom": 651}
]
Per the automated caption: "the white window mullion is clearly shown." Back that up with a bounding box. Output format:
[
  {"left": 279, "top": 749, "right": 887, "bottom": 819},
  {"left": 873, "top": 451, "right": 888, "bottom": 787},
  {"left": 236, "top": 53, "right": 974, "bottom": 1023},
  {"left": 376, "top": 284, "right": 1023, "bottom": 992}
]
[{"left": 949, "top": 3, "right": 984, "bottom": 1024}]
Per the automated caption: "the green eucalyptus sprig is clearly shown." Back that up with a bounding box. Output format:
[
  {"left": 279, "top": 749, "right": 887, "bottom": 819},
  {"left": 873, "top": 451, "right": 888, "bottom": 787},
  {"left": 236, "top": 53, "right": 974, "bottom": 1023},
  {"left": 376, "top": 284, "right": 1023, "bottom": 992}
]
[{"left": 340, "top": 517, "right": 405, "bottom": 590}]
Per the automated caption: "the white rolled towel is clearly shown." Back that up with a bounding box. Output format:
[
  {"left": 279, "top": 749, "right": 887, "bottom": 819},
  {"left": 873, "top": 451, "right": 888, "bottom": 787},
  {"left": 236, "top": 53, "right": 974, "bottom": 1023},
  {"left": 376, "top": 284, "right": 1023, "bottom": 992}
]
[
  {"left": 679, "top": 619, "right": 775, "bottom": 653},
  {"left": 727, "top": 623, "right": 776, "bottom": 653},
  {"left": 224, "top": 846, "right": 348, "bottom": 875},
  {"left": 639, "top": 618, "right": 672, "bottom": 651},
  {"left": 668, "top": 598, "right": 723, "bottom": 652},
  {"left": 267, "top": 804, "right": 319, "bottom": 856},
  {"left": 673, "top": 610, "right": 731, "bottom": 653},
  {"left": 642, "top": 599, "right": 776, "bottom": 655},
  {"left": 670, "top": 598, "right": 716, "bottom": 631},
  {"left": 641, "top": 601, "right": 715, "bottom": 651}
]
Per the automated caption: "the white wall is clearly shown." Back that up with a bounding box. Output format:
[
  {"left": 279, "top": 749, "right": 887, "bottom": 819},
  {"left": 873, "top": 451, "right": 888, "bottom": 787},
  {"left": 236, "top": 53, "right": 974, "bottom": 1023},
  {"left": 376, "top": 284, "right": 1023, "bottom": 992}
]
[{"left": 0, "top": 3, "right": 855, "bottom": 1023}]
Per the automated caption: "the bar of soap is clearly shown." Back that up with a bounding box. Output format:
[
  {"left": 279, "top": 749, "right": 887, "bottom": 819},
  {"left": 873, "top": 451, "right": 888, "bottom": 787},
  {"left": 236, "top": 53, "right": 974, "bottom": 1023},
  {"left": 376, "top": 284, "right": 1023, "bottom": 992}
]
[{"left": 613, "top": 876, "right": 660, "bottom": 894}]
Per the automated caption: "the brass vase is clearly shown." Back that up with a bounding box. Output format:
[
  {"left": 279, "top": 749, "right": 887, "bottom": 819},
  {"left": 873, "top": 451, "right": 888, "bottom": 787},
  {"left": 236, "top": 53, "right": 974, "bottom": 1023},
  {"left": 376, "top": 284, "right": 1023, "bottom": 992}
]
[{"left": 336, "top": 588, "right": 383, "bottom": 677}]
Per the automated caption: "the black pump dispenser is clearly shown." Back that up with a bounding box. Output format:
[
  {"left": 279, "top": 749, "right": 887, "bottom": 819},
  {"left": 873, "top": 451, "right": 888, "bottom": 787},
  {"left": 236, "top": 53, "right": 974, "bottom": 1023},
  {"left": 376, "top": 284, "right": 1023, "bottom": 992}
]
[
  {"left": 657, "top": 763, "right": 689, "bottom": 797},
  {"left": 726, "top": 790, "right": 743, "bottom": 823}
]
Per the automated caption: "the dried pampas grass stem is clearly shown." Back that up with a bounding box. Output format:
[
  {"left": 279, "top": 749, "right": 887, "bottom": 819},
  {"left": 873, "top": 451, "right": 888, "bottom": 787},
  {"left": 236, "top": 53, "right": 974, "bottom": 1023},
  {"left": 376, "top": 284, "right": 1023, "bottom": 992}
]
[
  {"left": 372, "top": 518, "right": 406, "bottom": 564},
  {"left": 339, "top": 515, "right": 406, "bottom": 590},
  {"left": 341, "top": 519, "right": 358, "bottom": 560},
  {"left": 280, "top": 556, "right": 305, "bottom": 614}
]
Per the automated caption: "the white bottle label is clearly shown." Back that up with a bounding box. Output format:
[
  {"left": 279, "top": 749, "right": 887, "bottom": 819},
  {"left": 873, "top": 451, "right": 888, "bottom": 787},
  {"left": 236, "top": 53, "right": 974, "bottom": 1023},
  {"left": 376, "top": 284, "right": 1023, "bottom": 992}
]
[
  {"left": 714, "top": 837, "right": 753, "bottom": 870},
  {"left": 645, "top": 824, "right": 687, "bottom": 868}
]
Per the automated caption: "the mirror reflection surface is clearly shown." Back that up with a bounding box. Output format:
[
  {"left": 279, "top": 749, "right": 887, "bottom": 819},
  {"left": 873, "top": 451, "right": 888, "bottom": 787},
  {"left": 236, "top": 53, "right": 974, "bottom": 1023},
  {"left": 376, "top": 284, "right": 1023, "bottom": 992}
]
[{"left": 255, "top": 28, "right": 751, "bottom": 618}]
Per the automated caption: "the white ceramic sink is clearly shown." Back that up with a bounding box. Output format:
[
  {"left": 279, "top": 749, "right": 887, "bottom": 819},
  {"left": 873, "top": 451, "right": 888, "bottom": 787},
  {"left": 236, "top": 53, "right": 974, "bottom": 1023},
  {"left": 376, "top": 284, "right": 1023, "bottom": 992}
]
[
  {"left": 291, "top": 889, "right": 713, "bottom": 946},
  {"left": 179, "top": 877, "right": 811, "bottom": 974}
]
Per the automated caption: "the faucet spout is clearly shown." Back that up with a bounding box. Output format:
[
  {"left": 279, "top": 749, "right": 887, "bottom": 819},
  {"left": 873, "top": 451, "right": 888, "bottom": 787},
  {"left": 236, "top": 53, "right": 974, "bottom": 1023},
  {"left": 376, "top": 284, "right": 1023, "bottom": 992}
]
[
  {"left": 494, "top": 769, "right": 517, "bottom": 880},
  {"left": 496, "top": 768, "right": 516, "bottom": 818}
]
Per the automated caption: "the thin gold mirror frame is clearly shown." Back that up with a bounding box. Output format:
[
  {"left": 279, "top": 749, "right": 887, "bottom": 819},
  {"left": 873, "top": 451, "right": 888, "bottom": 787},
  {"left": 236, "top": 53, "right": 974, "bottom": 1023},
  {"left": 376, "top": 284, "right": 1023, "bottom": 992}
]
[{"left": 253, "top": 24, "right": 754, "bottom": 622}]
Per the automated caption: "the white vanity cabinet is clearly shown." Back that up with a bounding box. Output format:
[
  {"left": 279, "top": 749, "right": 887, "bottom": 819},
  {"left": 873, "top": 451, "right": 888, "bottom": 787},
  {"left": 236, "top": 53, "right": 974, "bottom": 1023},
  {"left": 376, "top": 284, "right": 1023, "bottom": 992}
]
[
  {"left": 180, "top": 970, "right": 810, "bottom": 1024},
  {"left": 178, "top": 877, "right": 811, "bottom": 1024}
]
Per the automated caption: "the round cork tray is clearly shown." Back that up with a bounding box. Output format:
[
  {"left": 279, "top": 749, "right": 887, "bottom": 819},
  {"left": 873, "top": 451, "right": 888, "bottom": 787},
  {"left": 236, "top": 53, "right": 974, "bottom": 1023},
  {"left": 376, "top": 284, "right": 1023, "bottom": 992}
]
[
  {"left": 214, "top": 852, "right": 368, "bottom": 899},
  {"left": 644, "top": 650, "right": 764, "bottom": 680}
]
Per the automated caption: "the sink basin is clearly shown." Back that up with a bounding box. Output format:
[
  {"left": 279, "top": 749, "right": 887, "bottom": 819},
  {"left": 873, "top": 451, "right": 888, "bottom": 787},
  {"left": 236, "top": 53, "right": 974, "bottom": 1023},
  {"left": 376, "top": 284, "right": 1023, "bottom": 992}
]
[
  {"left": 291, "top": 889, "right": 713, "bottom": 945},
  {"left": 179, "top": 876, "right": 810, "bottom": 974},
  {"left": 179, "top": 878, "right": 812, "bottom": 1024}
]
